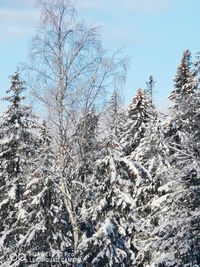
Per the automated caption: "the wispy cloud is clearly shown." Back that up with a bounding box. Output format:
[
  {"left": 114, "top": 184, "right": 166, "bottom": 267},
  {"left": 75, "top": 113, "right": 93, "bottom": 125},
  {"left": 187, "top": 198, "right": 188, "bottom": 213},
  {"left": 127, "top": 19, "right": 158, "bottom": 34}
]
[{"left": 0, "top": 0, "right": 171, "bottom": 44}]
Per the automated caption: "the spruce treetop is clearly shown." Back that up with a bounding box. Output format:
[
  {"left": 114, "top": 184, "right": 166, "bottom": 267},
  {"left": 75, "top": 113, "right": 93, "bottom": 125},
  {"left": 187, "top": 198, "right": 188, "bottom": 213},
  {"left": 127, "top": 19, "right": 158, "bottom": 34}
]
[
  {"left": 120, "top": 89, "right": 155, "bottom": 155},
  {"left": 170, "top": 49, "right": 198, "bottom": 103},
  {"left": 128, "top": 89, "right": 154, "bottom": 121}
]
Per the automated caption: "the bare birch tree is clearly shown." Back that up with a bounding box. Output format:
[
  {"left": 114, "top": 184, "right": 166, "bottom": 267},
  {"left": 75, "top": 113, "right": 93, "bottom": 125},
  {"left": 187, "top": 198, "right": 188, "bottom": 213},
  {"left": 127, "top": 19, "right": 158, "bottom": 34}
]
[{"left": 24, "top": 0, "right": 127, "bottom": 263}]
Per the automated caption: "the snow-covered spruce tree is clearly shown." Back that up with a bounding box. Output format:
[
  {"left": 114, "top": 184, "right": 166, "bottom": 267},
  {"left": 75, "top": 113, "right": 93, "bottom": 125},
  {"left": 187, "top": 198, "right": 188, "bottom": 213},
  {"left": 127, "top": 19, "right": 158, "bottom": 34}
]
[
  {"left": 193, "top": 50, "right": 200, "bottom": 77},
  {"left": 106, "top": 90, "right": 126, "bottom": 145},
  {"left": 144, "top": 52, "right": 200, "bottom": 267},
  {"left": 9, "top": 121, "right": 72, "bottom": 267},
  {"left": 120, "top": 114, "right": 171, "bottom": 267},
  {"left": 120, "top": 89, "right": 154, "bottom": 156},
  {"left": 134, "top": 51, "right": 200, "bottom": 267},
  {"left": 134, "top": 114, "right": 171, "bottom": 187},
  {"left": 77, "top": 143, "right": 152, "bottom": 267},
  {"left": 73, "top": 107, "right": 99, "bottom": 183},
  {"left": 132, "top": 117, "right": 174, "bottom": 267},
  {"left": 135, "top": 160, "right": 200, "bottom": 267},
  {"left": 189, "top": 52, "right": 200, "bottom": 159},
  {"left": 165, "top": 49, "right": 198, "bottom": 159},
  {"left": 133, "top": 140, "right": 200, "bottom": 266},
  {"left": 125, "top": 109, "right": 173, "bottom": 266},
  {"left": 0, "top": 71, "right": 39, "bottom": 265}
]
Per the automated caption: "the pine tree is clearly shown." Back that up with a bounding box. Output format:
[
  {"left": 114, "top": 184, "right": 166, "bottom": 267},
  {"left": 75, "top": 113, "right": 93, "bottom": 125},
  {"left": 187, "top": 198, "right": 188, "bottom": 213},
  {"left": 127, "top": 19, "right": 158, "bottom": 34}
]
[
  {"left": 0, "top": 71, "right": 39, "bottom": 265},
  {"left": 120, "top": 89, "right": 154, "bottom": 156}
]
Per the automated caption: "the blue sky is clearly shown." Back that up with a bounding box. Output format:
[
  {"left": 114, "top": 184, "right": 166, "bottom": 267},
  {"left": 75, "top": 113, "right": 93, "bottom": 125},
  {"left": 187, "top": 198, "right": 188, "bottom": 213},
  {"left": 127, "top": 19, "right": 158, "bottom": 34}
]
[{"left": 0, "top": 0, "right": 200, "bottom": 110}]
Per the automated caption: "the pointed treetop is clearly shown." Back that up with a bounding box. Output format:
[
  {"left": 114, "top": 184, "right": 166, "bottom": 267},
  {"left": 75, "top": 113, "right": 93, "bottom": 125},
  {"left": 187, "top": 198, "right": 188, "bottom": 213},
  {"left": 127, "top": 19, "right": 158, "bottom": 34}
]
[
  {"left": 6, "top": 70, "right": 25, "bottom": 95},
  {"left": 128, "top": 89, "right": 152, "bottom": 118},
  {"left": 170, "top": 49, "right": 197, "bottom": 101},
  {"left": 106, "top": 89, "right": 126, "bottom": 143},
  {"left": 145, "top": 75, "right": 156, "bottom": 103},
  {"left": 2, "top": 70, "right": 26, "bottom": 107}
]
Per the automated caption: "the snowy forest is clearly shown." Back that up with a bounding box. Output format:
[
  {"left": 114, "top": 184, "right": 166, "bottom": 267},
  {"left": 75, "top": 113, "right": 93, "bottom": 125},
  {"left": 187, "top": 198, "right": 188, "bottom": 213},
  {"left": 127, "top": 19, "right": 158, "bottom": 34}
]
[{"left": 0, "top": 0, "right": 200, "bottom": 267}]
